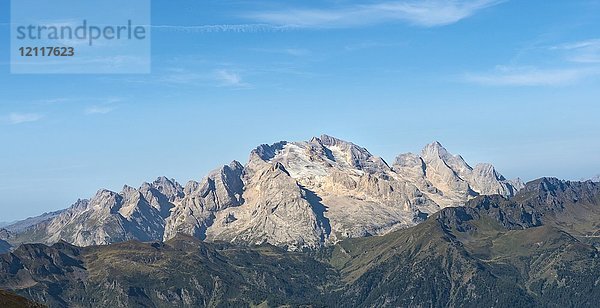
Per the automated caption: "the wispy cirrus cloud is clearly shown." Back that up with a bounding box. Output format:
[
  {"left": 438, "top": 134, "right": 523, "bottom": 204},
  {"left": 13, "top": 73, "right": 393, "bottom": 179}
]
[
  {"left": 154, "top": 68, "right": 207, "bottom": 85},
  {"left": 246, "top": 0, "right": 505, "bottom": 28},
  {"left": 37, "top": 98, "right": 72, "bottom": 105},
  {"left": 551, "top": 39, "right": 600, "bottom": 64},
  {"left": 6, "top": 113, "right": 44, "bottom": 124},
  {"left": 215, "top": 69, "right": 250, "bottom": 88},
  {"left": 151, "top": 24, "right": 297, "bottom": 33},
  {"left": 84, "top": 98, "right": 121, "bottom": 115},
  {"left": 465, "top": 36, "right": 600, "bottom": 87},
  {"left": 144, "top": 1, "right": 504, "bottom": 35},
  {"left": 344, "top": 40, "right": 406, "bottom": 51},
  {"left": 464, "top": 66, "right": 599, "bottom": 86},
  {"left": 142, "top": 67, "right": 252, "bottom": 88},
  {"left": 249, "top": 47, "right": 311, "bottom": 57},
  {"left": 84, "top": 106, "right": 116, "bottom": 115}
]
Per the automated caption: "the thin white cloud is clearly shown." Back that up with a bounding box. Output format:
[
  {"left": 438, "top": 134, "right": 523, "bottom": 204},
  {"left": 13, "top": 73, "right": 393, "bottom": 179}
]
[
  {"left": 117, "top": 66, "right": 251, "bottom": 88},
  {"left": 6, "top": 113, "right": 44, "bottom": 124},
  {"left": 464, "top": 66, "right": 598, "bottom": 86},
  {"left": 551, "top": 39, "right": 600, "bottom": 63},
  {"left": 247, "top": 0, "right": 505, "bottom": 28},
  {"left": 84, "top": 98, "right": 121, "bottom": 115},
  {"left": 284, "top": 48, "right": 310, "bottom": 56},
  {"left": 344, "top": 41, "right": 406, "bottom": 51},
  {"left": 37, "top": 98, "right": 72, "bottom": 104},
  {"left": 215, "top": 69, "right": 249, "bottom": 88},
  {"left": 156, "top": 68, "right": 209, "bottom": 85},
  {"left": 151, "top": 24, "right": 297, "bottom": 33},
  {"left": 249, "top": 47, "right": 310, "bottom": 56},
  {"left": 85, "top": 106, "right": 116, "bottom": 115},
  {"left": 552, "top": 39, "right": 600, "bottom": 50}
]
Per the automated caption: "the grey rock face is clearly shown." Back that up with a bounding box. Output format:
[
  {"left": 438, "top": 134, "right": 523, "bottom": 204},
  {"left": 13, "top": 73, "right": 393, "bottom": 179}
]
[
  {"left": 163, "top": 161, "right": 244, "bottom": 241},
  {"left": 3, "top": 210, "right": 64, "bottom": 233},
  {"left": 8, "top": 135, "right": 521, "bottom": 250},
  {"left": 20, "top": 178, "right": 182, "bottom": 247},
  {"left": 393, "top": 141, "right": 521, "bottom": 208},
  {"left": 206, "top": 162, "right": 329, "bottom": 249},
  {"left": 0, "top": 229, "right": 10, "bottom": 241}
]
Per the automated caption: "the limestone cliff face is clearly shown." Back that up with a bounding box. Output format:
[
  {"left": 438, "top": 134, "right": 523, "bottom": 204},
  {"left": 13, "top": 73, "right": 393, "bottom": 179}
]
[
  {"left": 163, "top": 161, "right": 244, "bottom": 241},
  {"left": 236, "top": 136, "right": 437, "bottom": 244},
  {"left": 8, "top": 135, "right": 522, "bottom": 250},
  {"left": 26, "top": 178, "right": 181, "bottom": 246},
  {"left": 206, "top": 162, "right": 329, "bottom": 249},
  {"left": 393, "top": 141, "right": 520, "bottom": 208}
]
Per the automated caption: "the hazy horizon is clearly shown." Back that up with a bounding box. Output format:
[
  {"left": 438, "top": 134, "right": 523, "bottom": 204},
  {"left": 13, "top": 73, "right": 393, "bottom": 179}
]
[{"left": 1, "top": 0, "right": 599, "bottom": 221}]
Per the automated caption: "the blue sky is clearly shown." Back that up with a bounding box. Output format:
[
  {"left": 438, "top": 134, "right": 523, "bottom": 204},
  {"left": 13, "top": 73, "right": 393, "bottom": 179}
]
[{"left": 1, "top": 0, "right": 599, "bottom": 221}]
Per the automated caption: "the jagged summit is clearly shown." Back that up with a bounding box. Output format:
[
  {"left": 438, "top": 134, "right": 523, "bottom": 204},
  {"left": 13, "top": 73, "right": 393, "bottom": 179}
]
[
  {"left": 422, "top": 140, "right": 448, "bottom": 156},
  {"left": 317, "top": 134, "right": 360, "bottom": 148},
  {"left": 6, "top": 135, "right": 523, "bottom": 250},
  {"left": 394, "top": 141, "right": 520, "bottom": 207}
]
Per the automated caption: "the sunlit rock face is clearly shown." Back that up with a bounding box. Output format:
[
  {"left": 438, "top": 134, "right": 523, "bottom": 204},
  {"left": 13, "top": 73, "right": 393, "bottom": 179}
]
[{"left": 9, "top": 135, "right": 521, "bottom": 250}]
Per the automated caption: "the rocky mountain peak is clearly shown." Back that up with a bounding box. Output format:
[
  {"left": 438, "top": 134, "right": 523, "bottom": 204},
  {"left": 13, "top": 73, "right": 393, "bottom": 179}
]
[
  {"left": 121, "top": 185, "right": 136, "bottom": 194},
  {"left": 120, "top": 185, "right": 142, "bottom": 203},
  {"left": 252, "top": 141, "right": 287, "bottom": 161},
  {"left": 7, "top": 135, "right": 524, "bottom": 250},
  {"left": 315, "top": 135, "right": 390, "bottom": 174},
  {"left": 70, "top": 199, "right": 90, "bottom": 211},
  {"left": 149, "top": 176, "right": 184, "bottom": 200},
  {"left": 508, "top": 177, "right": 525, "bottom": 190},
  {"left": 317, "top": 134, "right": 350, "bottom": 147},
  {"left": 228, "top": 160, "right": 244, "bottom": 170},
  {"left": 421, "top": 141, "right": 448, "bottom": 159},
  {"left": 152, "top": 176, "right": 174, "bottom": 187},
  {"left": 90, "top": 189, "right": 123, "bottom": 214},
  {"left": 394, "top": 152, "right": 424, "bottom": 168},
  {"left": 322, "top": 134, "right": 372, "bottom": 156},
  {"left": 525, "top": 177, "right": 568, "bottom": 193},
  {"left": 422, "top": 141, "right": 471, "bottom": 171},
  {"left": 516, "top": 177, "right": 600, "bottom": 211},
  {"left": 473, "top": 163, "right": 504, "bottom": 180},
  {"left": 92, "top": 189, "right": 120, "bottom": 203},
  {"left": 183, "top": 180, "right": 200, "bottom": 195},
  {"left": 393, "top": 141, "right": 521, "bottom": 207}
]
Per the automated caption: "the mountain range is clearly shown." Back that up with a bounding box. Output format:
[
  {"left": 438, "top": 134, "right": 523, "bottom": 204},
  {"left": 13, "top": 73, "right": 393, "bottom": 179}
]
[
  {"left": 0, "top": 177, "right": 598, "bottom": 307},
  {"left": 2, "top": 135, "right": 523, "bottom": 251},
  {"left": 2, "top": 135, "right": 599, "bottom": 307}
]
